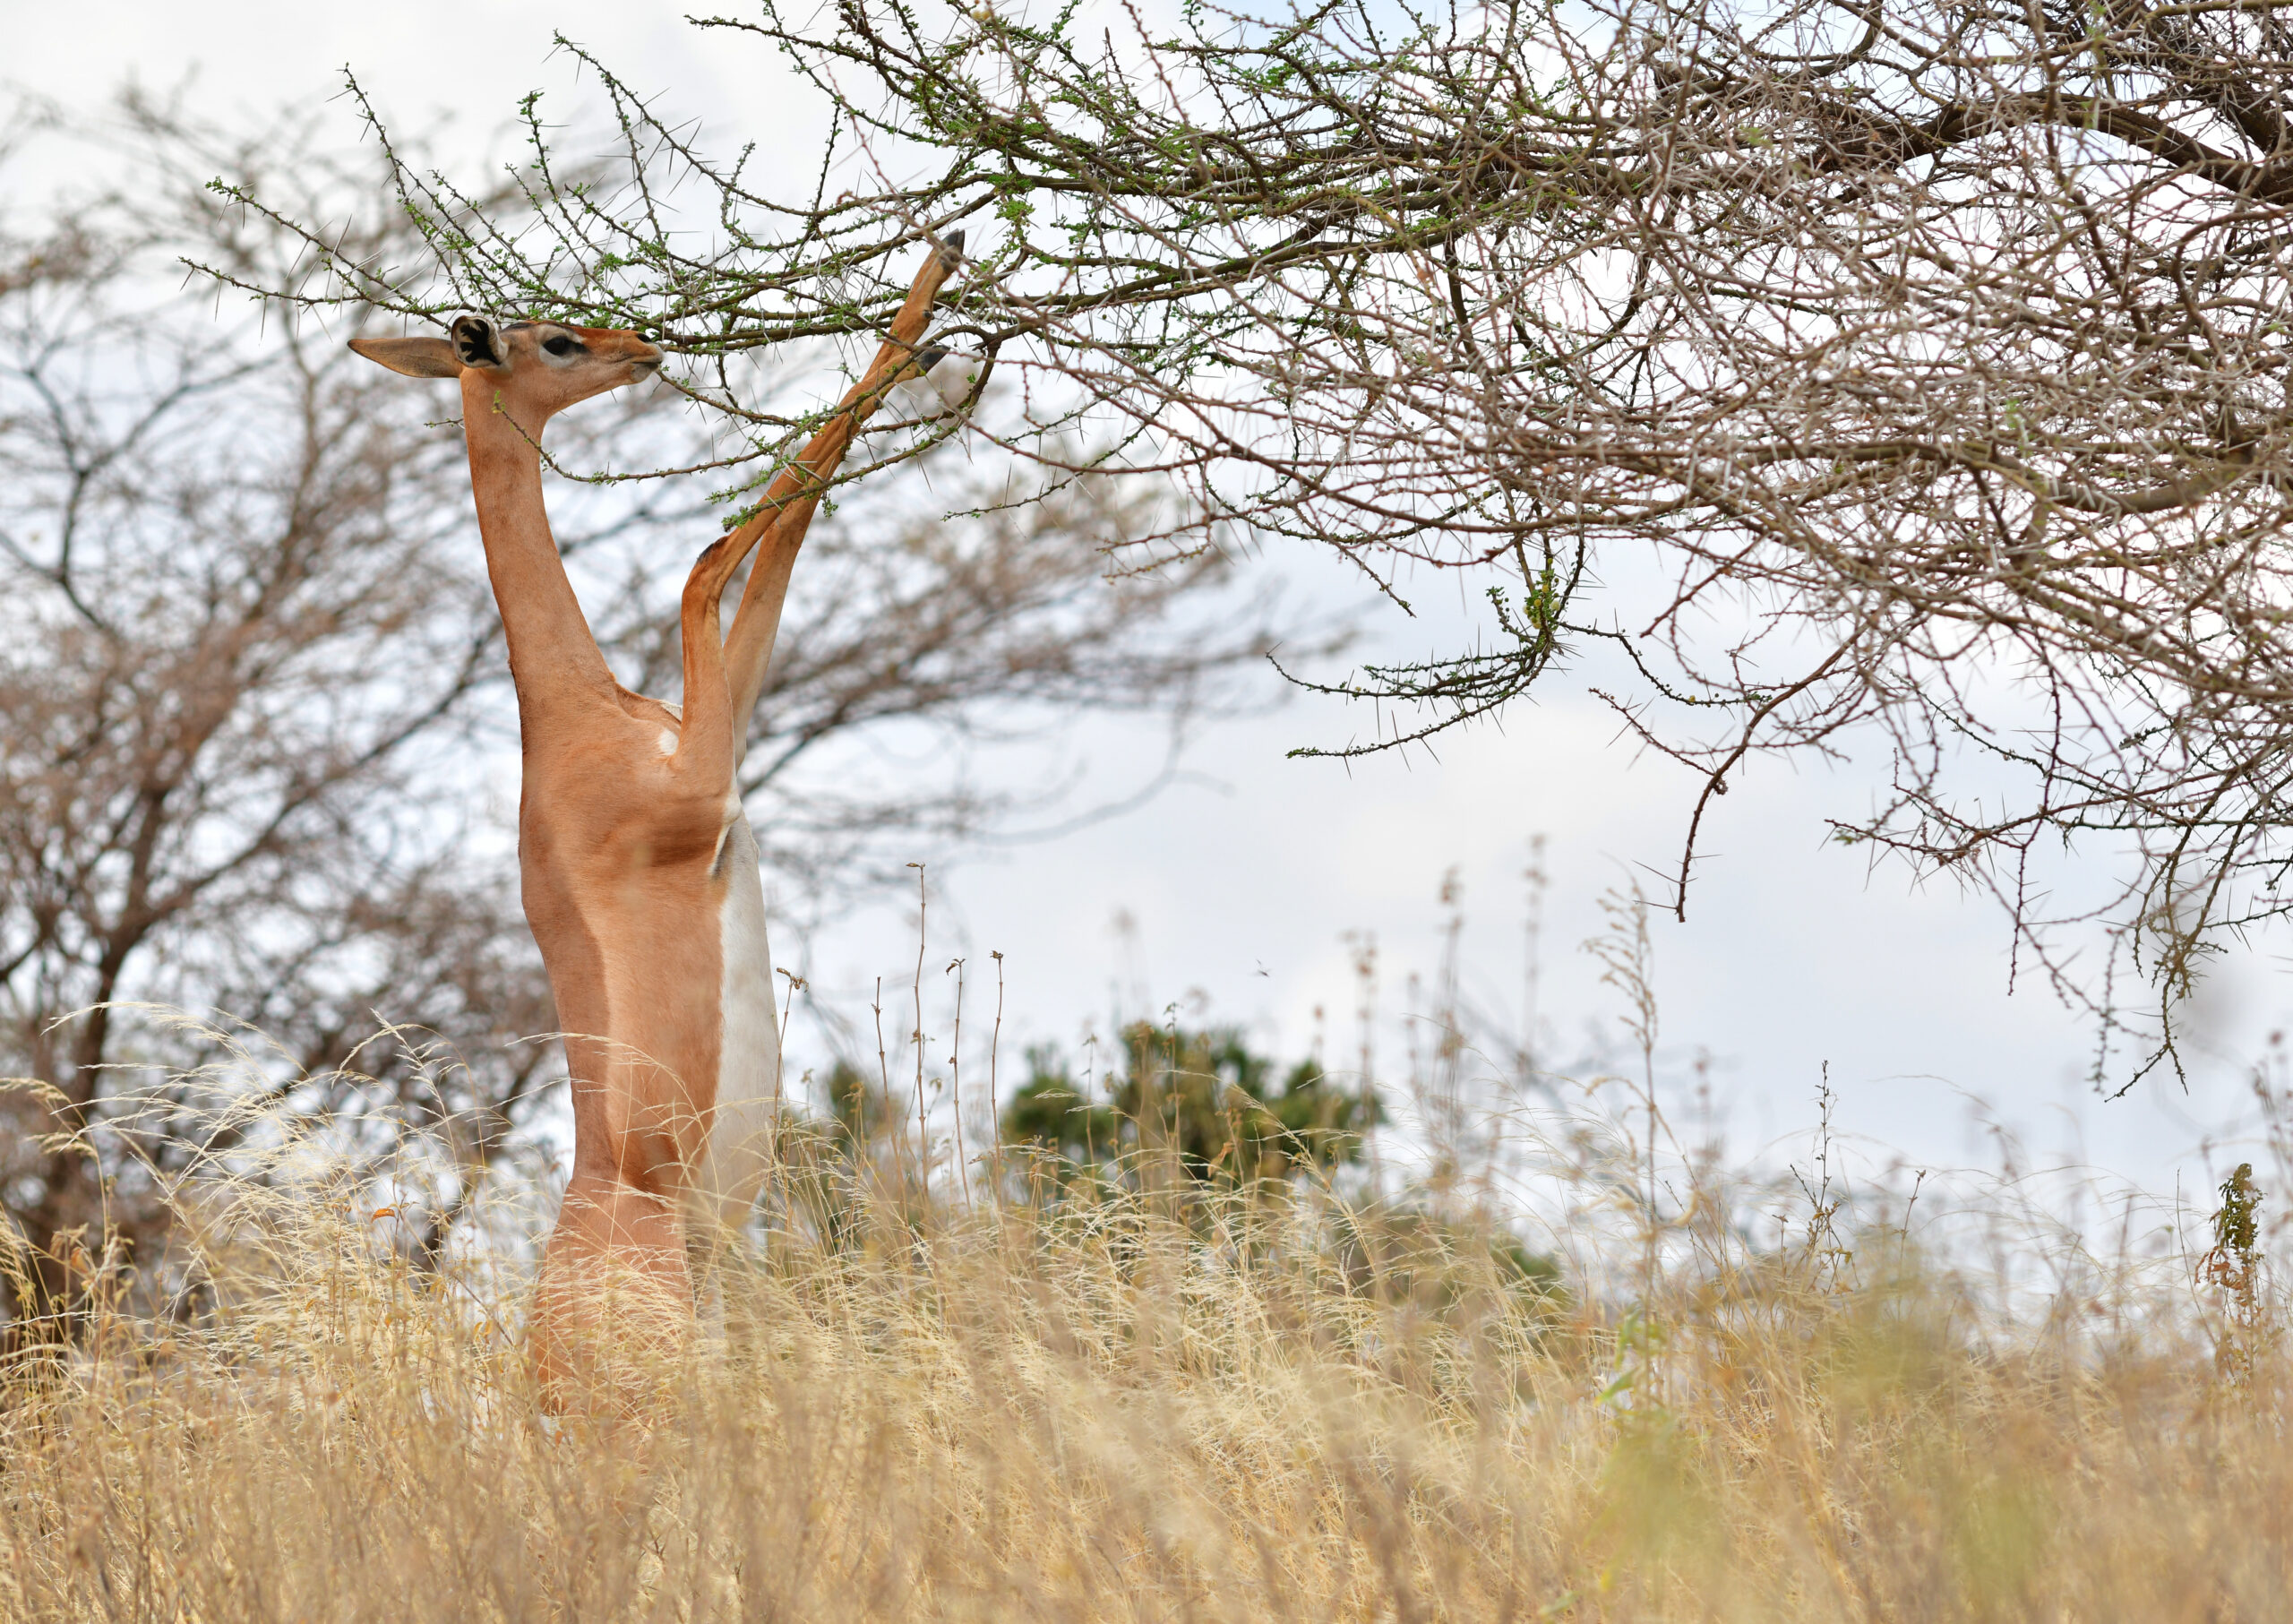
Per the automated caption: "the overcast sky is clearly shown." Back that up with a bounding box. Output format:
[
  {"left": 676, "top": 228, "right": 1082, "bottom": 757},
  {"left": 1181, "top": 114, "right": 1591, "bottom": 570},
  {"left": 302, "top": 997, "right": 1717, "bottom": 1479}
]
[{"left": 18, "top": 0, "right": 2288, "bottom": 1209}]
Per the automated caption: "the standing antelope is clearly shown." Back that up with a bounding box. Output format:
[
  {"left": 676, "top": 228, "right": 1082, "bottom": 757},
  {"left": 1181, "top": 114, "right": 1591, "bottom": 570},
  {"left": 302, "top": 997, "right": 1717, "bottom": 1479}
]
[{"left": 350, "top": 239, "right": 961, "bottom": 1406}]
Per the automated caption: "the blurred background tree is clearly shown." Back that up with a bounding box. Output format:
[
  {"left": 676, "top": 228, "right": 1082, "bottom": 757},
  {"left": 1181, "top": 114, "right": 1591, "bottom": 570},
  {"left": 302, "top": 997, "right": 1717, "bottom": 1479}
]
[
  {"left": 994, "top": 1020, "right": 1559, "bottom": 1316},
  {"left": 1001, "top": 1022, "right": 1377, "bottom": 1187}
]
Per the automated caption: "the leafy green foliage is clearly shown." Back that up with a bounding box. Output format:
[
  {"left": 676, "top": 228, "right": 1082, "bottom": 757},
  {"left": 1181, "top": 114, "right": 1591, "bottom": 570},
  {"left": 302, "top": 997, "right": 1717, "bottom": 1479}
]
[
  {"left": 2203, "top": 1161, "right": 2272, "bottom": 1386},
  {"left": 999, "top": 1044, "right": 1122, "bottom": 1167},
  {"left": 1001, "top": 1022, "right": 1377, "bottom": 1184}
]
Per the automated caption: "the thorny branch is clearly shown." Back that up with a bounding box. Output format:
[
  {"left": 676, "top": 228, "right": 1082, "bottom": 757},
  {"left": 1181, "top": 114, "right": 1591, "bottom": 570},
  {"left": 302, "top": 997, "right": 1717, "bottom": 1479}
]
[{"left": 236, "top": 0, "right": 2293, "bottom": 1074}]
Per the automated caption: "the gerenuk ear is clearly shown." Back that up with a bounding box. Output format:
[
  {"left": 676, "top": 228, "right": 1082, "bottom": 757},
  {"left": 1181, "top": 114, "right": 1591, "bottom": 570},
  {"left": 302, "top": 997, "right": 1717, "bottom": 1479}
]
[
  {"left": 348, "top": 336, "right": 462, "bottom": 378},
  {"left": 450, "top": 314, "right": 509, "bottom": 370}
]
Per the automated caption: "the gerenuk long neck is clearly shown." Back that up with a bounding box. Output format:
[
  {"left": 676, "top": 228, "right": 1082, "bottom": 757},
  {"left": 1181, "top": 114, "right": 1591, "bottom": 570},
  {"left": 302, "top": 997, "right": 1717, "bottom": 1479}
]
[{"left": 458, "top": 374, "right": 617, "bottom": 716}]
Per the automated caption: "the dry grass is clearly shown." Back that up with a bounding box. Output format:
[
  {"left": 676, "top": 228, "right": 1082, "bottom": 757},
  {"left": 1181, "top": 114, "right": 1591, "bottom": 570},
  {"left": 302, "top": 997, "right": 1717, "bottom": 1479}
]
[{"left": 2, "top": 1096, "right": 2289, "bottom": 1624}]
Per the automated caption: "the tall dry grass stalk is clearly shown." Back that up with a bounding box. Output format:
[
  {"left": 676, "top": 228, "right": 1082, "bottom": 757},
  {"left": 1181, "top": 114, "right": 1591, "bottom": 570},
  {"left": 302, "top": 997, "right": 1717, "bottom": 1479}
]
[{"left": 3, "top": 1034, "right": 2289, "bottom": 1620}]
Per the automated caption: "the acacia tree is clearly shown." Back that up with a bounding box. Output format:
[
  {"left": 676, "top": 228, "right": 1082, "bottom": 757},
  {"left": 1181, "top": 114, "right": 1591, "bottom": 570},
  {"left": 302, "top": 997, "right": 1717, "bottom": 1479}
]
[
  {"left": 230, "top": 0, "right": 2293, "bottom": 1079},
  {"left": 0, "top": 101, "right": 1282, "bottom": 1343}
]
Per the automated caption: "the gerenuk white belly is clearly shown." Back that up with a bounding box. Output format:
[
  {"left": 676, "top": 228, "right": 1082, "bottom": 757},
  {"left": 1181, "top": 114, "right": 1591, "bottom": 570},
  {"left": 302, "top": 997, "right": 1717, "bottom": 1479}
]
[{"left": 698, "top": 809, "right": 779, "bottom": 1228}]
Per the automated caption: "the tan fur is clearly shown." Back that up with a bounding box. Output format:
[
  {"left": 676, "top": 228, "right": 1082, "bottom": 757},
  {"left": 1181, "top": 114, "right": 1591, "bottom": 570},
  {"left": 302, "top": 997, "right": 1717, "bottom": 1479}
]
[{"left": 351, "top": 245, "right": 960, "bottom": 1411}]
